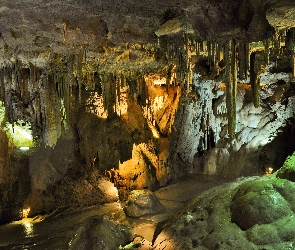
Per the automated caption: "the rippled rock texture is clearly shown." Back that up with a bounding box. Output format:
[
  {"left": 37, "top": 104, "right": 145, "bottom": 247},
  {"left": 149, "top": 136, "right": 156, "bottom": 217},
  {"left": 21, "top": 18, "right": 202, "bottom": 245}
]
[{"left": 152, "top": 154, "right": 295, "bottom": 249}]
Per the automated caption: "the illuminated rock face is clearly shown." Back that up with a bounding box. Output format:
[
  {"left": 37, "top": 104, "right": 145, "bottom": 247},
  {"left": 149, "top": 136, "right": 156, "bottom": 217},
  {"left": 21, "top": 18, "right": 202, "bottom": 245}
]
[{"left": 171, "top": 69, "right": 295, "bottom": 177}]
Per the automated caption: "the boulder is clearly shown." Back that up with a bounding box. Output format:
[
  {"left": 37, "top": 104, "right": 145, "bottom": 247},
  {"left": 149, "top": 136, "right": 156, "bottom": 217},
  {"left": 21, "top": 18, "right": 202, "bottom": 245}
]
[{"left": 124, "top": 189, "right": 164, "bottom": 218}]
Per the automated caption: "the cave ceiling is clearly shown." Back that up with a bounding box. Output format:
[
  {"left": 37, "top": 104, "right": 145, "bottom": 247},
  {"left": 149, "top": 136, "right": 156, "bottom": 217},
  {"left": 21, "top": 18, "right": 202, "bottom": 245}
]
[
  {"left": 1, "top": 0, "right": 295, "bottom": 148},
  {"left": 0, "top": 0, "right": 295, "bottom": 57}
]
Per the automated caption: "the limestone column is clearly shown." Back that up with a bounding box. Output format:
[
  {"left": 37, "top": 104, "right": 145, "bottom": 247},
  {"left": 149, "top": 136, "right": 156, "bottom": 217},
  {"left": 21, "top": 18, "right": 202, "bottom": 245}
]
[{"left": 225, "top": 39, "right": 237, "bottom": 140}]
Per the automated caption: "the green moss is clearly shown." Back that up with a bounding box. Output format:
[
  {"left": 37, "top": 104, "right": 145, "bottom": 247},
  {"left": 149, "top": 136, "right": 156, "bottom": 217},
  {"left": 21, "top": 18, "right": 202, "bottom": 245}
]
[
  {"left": 283, "top": 152, "right": 295, "bottom": 170},
  {"left": 276, "top": 151, "right": 295, "bottom": 181}
]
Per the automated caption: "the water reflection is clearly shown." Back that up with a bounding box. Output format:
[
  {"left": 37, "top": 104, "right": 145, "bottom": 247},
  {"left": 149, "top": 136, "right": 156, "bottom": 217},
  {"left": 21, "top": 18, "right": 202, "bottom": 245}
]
[{"left": 22, "top": 219, "right": 34, "bottom": 237}]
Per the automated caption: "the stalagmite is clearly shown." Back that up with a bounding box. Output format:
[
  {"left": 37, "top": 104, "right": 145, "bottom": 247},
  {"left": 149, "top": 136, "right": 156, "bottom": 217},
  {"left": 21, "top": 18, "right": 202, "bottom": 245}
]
[{"left": 225, "top": 39, "right": 237, "bottom": 140}]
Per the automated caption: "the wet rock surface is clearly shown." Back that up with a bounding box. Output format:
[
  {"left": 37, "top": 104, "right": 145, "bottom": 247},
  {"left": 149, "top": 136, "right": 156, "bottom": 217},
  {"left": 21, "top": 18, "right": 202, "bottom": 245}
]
[
  {"left": 69, "top": 215, "right": 132, "bottom": 250},
  {"left": 0, "top": 174, "right": 230, "bottom": 249}
]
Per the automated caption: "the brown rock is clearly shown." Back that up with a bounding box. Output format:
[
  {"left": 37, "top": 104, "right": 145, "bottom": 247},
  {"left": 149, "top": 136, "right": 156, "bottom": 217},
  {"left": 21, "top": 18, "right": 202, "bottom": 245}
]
[{"left": 124, "top": 189, "right": 164, "bottom": 218}]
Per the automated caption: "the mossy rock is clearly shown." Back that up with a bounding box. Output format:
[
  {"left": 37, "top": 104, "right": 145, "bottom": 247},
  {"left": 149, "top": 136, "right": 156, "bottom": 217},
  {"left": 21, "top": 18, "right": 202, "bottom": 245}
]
[
  {"left": 276, "top": 151, "right": 295, "bottom": 182},
  {"left": 230, "top": 178, "right": 295, "bottom": 230}
]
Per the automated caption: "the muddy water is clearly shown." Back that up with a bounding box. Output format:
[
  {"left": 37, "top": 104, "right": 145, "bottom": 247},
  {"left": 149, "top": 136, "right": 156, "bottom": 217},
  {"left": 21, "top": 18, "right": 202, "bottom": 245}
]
[{"left": 0, "top": 174, "right": 231, "bottom": 249}]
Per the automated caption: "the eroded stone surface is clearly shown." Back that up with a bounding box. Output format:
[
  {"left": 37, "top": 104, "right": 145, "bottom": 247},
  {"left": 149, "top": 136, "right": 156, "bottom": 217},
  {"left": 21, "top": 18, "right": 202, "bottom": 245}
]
[{"left": 69, "top": 215, "right": 132, "bottom": 250}]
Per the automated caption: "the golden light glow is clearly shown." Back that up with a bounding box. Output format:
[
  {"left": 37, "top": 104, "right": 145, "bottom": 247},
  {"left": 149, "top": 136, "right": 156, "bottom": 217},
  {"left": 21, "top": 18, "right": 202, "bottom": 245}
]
[
  {"left": 23, "top": 220, "right": 34, "bottom": 237},
  {"left": 265, "top": 167, "right": 274, "bottom": 175},
  {"left": 0, "top": 101, "right": 35, "bottom": 148},
  {"left": 19, "top": 146, "right": 30, "bottom": 151},
  {"left": 22, "top": 207, "right": 31, "bottom": 218},
  {"left": 7, "top": 122, "right": 34, "bottom": 148},
  {"left": 0, "top": 101, "right": 5, "bottom": 123},
  {"left": 147, "top": 120, "right": 160, "bottom": 139},
  {"left": 86, "top": 92, "right": 108, "bottom": 118},
  {"left": 98, "top": 179, "right": 119, "bottom": 198},
  {"left": 153, "top": 79, "right": 166, "bottom": 85},
  {"left": 86, "top": 87, "right": 129, "bottom": 118}
]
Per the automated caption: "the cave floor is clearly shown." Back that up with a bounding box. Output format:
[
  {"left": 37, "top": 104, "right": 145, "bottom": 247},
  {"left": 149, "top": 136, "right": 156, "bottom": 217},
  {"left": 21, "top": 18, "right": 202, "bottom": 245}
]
[{"left": 0, "top": 174, "right": 233, "bottom": 249}]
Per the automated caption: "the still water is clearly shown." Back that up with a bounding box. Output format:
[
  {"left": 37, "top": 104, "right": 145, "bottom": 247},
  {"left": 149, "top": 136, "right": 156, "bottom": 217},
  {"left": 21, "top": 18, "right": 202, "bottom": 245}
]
[{"left": 0, "top": 174, "right": 231, "bottom": 250}]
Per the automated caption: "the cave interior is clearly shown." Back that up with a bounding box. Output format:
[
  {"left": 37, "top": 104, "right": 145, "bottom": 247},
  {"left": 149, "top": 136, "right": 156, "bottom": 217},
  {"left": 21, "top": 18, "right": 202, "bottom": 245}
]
[{"left": 1, "top": 0, "right": 295, "bottom": 249}]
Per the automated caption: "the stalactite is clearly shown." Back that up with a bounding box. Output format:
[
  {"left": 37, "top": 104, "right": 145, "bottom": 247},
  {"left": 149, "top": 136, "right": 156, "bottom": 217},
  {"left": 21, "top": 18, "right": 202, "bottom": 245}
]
[
  {"left": 166, "top": 64, "right": 173, "bottom": 92},
  {"left": 0, "top": 68, "right": 4, "bottom": 101},
  {"left": 196, "top": 41, "right": 200, "bottom": 58},
  {"left": 20, "top": 68, "right": 30, "bottom": 105},
  {"left": 225, "top": 39, "right": 237, "bottom": 140},
  {"left": 116, "top": 74, "right": 121, "bottom": 105},
  {"left": 28, "top": 64, "right": 34, "bottom": 100},
  {"left": 286, "top": 28, "right": 295, "bottom": 77},
  {"left": 250, "top": 52, "right": 260, "bottom": 108},
  {"left": 76, "top": 52, "right": 83, "bottom": 103},
  {"left": 246, "top": 43, "right": 250, "bottom": 79},
  {"left": 101, "top": 73, "right": 107, "bottom": 112},
  {"left": 65, "top": 54, "right": 75, "bottom": 124},
  {"left": 237, "top": 43, "right": 248, "bottom": 80},
  {"left": 11, "top": 62, "right": 17, "bottom": 92},
  {"left": 207, "top": 41, "right": 211, "bottom": 69},
  {"left": 263, "top": 39, "right": 270, "bottom": 65},
  {"left": 273, "top": 30, "right": 281, "bottom": 68},
  {"left": 212, "top": 41, "right": 216, "bottom": 66},
  {"left": 3, "top": 66, "right": 8, "bottom": 106},
  {"left": 216, "top": 42, "right": 221, "bottom": 64},
  {"left": 120, "top": 73, "right": 126, "bottom": 88},
  {"left": 102, "top": 72, "right": 117, "bottom": 116}
]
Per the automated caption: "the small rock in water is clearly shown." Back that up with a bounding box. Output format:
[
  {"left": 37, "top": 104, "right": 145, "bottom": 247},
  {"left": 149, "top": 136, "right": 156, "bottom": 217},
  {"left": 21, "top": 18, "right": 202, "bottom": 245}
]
[{"left": 124, "top": 189, "right": 165, "bottom": 217}]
